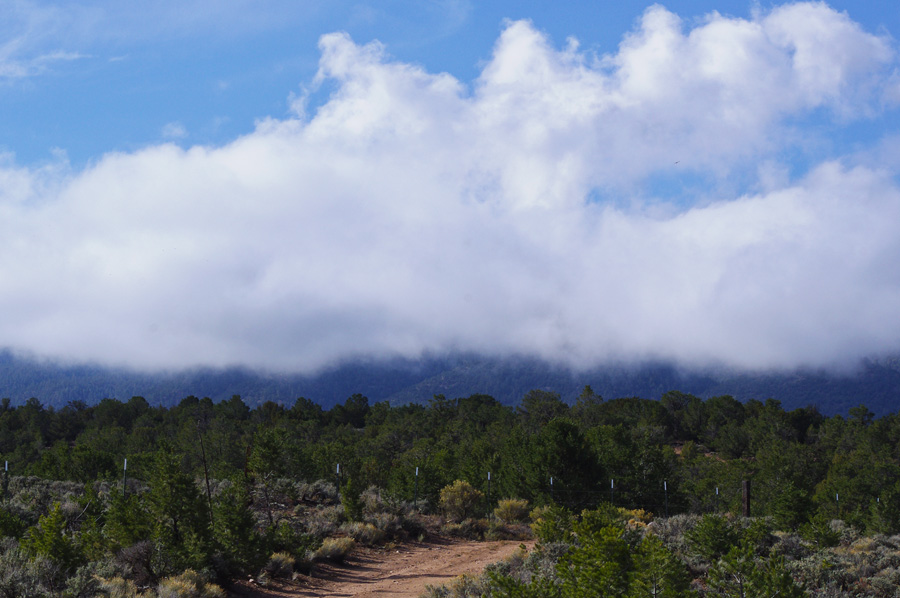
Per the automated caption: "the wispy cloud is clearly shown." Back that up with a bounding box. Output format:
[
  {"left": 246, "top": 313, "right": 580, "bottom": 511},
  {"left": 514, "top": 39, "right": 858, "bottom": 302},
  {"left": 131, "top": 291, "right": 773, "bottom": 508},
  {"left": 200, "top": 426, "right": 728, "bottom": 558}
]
[
  {"left": 0, "top": 1, "right": 87, "bottom": 80},
  {"left": 0, "top": 3, "right": 898, "bottom": 373},
  {"left": 161, "top": 122, "right": 188, "bottom": 140},
  {"left": 0, "top": 50, "right": 85, "bottom": 80},
  {"left": 0, "top": 0, "right": 472, "bottom": 83}
]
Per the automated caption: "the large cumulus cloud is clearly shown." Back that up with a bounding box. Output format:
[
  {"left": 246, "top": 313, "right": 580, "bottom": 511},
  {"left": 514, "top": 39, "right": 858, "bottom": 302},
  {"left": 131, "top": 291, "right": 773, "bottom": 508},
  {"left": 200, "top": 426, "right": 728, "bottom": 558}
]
[{"left": 1, "top": 2, "right": 900, "bottom": 372}]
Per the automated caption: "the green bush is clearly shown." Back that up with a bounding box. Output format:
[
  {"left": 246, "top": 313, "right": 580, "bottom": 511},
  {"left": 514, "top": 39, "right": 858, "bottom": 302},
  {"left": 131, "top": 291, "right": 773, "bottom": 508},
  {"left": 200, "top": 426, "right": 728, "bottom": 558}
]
[
  {"left": 21, "top": 502, "right": 82, "bottom": 572},
  {"left": 708, "top": 544, "right": 804, "bottom": 598},
  {"left": 212, "top": 479, "right": 265, "bottom": 574},
  {"left": 104, "top": 493, "right": 152, "bottom": 552},
  {"left": 557, "top": 524, "right": 631, "bottom": 597},
  {"left": 799, "top": 514, "right": 841, "bottom": 548},
  {"left": 530, "top": 505, "right": 573, "bottom": 544},
  {"left": 340, "top": 476, "right": 364, "bottom": 522},
  {"left": 263, "top": 521, "right": 319, "bottom": 575},
  {"left": 0, "top": 507, "right": 25, "bottom": 539},
  {"left": 770, "top": 482, "right": 813, "bottom": 530},
  {"left": 145, "top": 447, "right": 212, "bottom": 572},
  {"left": 685, "top": 514, "right": 741, "bottom": 562},
  {"left": 439, "top": 481, "right": 484, "bottom": 523},
  {"left": 739, "top": 517, "right": 776, "bottom": 554},
  {"left": 630, "top": 534, "right": 691, "bottom": 598}
]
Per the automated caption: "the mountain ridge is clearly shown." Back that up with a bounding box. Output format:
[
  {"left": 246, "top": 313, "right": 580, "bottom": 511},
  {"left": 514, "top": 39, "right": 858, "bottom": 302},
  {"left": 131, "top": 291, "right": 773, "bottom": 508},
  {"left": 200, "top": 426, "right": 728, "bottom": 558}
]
[{"left": 0, "top": 350, "right": 898, "bottom": 415}]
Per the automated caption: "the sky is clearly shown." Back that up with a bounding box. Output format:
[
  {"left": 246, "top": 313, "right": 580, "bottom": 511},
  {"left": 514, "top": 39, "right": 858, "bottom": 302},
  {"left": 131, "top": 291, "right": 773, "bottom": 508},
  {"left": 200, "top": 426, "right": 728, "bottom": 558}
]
[{"left": 1, "top": 0, "right": 900, "bottom": 374}]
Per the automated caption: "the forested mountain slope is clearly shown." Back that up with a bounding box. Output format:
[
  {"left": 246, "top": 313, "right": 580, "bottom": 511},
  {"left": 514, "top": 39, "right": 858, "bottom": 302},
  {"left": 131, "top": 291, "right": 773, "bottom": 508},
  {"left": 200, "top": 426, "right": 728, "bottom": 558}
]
[{"left": 1, "top": 350, "right": 899, "bottom": 415}]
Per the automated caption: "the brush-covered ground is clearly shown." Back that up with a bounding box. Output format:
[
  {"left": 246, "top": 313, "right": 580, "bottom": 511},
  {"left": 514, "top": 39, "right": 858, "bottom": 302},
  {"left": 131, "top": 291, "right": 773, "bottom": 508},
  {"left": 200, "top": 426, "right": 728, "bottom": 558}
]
[
  {"left": 0, "top": 474, "right": 899, "bottom": 597},
  {"left": 0, "top": 474, "right": 535, "bottom": 597},
  {"left": 420, "top": 505, "right": 900, "bottom": 598}
]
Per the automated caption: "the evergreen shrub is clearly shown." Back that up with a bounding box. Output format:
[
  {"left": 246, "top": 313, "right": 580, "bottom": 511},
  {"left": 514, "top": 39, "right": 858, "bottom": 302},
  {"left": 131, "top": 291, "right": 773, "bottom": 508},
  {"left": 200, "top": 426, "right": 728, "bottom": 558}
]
[{"left": 685, "top": 514, "right": 741, "bottom": 562}]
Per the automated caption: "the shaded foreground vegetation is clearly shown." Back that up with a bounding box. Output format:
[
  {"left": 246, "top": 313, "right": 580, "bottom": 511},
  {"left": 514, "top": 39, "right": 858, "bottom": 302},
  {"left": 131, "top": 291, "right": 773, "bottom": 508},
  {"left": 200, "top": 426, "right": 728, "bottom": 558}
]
[
  {"left": 426, "top": 504, "right": 900, "bottom": 597},
  {"left": 0, "top": 389, "right": 897, "bottom": 594}
]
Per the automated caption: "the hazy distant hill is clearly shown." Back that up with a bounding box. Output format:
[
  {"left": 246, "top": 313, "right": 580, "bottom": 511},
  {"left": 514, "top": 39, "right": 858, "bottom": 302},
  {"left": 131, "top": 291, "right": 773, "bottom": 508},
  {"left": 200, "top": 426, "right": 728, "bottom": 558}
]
[{"left": 0, "top": 350, "right": 898, "bottom": 415}]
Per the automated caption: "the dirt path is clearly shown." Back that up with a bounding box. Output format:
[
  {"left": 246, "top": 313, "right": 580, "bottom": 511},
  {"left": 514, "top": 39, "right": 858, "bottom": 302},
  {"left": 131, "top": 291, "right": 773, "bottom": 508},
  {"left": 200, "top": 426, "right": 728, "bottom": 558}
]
[{"left": 229, "top": 537, "right": 532, "bottom": 598}]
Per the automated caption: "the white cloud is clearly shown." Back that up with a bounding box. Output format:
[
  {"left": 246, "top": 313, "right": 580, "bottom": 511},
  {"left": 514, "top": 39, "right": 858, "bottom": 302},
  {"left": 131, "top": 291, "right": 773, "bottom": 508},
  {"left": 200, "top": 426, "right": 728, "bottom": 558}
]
[
  {"left": 1, "top": 2, "right": 899, "bottom": 373},
  {"left": 161, "top": 122, "right": 188, "bottom": 140}
]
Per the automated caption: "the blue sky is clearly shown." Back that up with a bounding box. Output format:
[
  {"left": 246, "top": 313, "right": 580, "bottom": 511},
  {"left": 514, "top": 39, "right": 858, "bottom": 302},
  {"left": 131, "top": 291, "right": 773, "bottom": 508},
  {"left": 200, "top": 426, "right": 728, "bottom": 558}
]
[
  {"left": 4, "top": 1, "right": 897, "bottom": 167},
  {"left": 1, "top": 1, "right": 900, "bottom": 373}
]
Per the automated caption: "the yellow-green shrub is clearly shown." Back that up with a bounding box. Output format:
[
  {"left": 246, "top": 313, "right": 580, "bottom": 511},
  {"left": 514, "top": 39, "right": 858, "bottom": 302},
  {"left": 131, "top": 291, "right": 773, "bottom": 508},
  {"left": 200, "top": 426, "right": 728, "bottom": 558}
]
[
  {"left": 263, "top": 551, "right": 295, "bottom": 579},
  {"left": 439, "top": 480, "right": 484, "bottom": 523},
  {"left": 494, "top": 499, "right": 530, "bottom": 523}
]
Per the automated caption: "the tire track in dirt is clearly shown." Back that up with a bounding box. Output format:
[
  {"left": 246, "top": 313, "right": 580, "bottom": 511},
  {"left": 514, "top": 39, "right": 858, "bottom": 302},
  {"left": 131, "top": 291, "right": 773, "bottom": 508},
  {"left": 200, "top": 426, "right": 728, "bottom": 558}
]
[{"left": 229, "top": 537, "right": 532, "bottom": 598}]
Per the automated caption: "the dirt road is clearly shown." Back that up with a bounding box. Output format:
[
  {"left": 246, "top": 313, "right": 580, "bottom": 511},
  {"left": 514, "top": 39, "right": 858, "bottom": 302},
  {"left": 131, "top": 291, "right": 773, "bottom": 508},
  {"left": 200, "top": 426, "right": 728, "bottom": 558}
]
[{"left": 229, "top": 537, "right": 531, "bottom": 598}]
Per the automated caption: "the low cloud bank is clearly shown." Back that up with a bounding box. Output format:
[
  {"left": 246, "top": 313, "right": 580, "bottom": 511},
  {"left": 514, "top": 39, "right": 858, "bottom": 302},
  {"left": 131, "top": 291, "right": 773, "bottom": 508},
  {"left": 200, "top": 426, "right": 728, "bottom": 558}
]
[{"left": 2, "top": 3, "right": 900, "bottom": 373}]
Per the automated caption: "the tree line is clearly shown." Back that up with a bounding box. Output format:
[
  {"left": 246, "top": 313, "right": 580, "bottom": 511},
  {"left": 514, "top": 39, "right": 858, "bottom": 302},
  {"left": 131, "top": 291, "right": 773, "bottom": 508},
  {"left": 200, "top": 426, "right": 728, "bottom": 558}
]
[{"left": 0, "top": 388, "right": 896, "bottom": 532}]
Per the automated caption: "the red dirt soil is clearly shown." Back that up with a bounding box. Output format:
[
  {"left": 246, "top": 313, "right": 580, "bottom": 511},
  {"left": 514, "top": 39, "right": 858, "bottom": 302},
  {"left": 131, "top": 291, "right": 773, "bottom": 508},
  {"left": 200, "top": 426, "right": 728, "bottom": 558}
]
[{"left": 227, "top": 537, "right": 533, "bottom": 598}]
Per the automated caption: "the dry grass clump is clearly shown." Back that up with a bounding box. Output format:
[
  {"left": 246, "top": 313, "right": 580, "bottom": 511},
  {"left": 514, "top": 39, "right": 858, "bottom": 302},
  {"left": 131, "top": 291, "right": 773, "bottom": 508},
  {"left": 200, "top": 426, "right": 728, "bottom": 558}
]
[
  {"left": 360, "top": 485, "right": 385, "bottom": 515},
  {"left": 312, "top": 537, "right": 355, "bottom": 562},
  {"left": 494, "top": 499, "right": 529, "bottom": 523},
  {"left": 302, "top": 505, "right": 344, "bottom": 538},
  {"left": 98, "top": 570, "right": 227, "bottom": 598},
  {"left": 263, "top": 551, "right": 295, "bottom": 579},
  {"left": 97, "top": 576, "right": 153, "bottom": 598},
  {"left": 156, "top": 569, "right": 225, "bottom": 598},
  {"left": 620, "top": 507, "right": 653, "bottom": 528},
  {"left": 485, "top": 520, "right": 532, "bottom": 541},
  {"left": 341, "top": 521, "right": 386, "bottom": 545},
  {"left": 441, "top": 518, "right": 488, "bottom": 540},
  {"left": 367, "top": 512, "right": 403, "bottom": 537}
]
